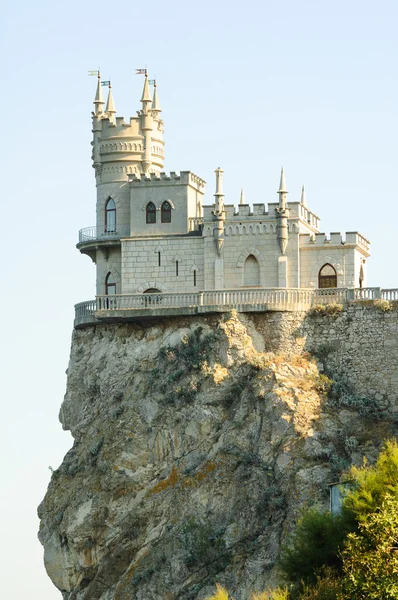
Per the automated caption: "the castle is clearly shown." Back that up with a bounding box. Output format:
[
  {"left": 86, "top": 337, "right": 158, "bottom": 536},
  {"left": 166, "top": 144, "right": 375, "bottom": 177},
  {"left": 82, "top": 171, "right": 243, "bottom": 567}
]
[{"left": 76, "top": 74, "right": 371, "bottom": 323}]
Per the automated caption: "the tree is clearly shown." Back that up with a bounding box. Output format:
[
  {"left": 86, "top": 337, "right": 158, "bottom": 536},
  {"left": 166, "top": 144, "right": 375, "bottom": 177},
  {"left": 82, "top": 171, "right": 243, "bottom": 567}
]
[{"left": 340, "top": 494, "right": 398, "bottom": 599}]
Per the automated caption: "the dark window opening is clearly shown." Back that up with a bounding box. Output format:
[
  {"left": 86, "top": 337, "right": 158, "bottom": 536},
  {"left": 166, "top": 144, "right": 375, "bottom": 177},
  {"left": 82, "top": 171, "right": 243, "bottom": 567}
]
[
  {"left": 176, "top": 260, "right": 179, "bottom": 276},
  {"left": 158, "top": 251, "right": 161, "bottom": 266},
  {"left": 193, "top": 270, "right": 197, "bottom": 286},
  {"left": 146, "top": 202, "right": 156, "bottom": 224},
  {"left": 161, "top": 200, "right": 171, "bottom": 223}
]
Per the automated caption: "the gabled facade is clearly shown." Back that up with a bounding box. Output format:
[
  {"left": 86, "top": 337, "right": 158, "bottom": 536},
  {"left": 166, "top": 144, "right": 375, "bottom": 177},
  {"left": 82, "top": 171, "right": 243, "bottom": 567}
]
[{"left": 78, "top": 75, "right": 370, "bottom": 299}]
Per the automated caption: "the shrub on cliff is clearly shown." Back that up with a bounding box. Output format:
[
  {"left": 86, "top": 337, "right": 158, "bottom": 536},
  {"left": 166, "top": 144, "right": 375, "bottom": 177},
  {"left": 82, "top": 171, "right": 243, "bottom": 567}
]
[{"left": 279, "top": 440, "right": 398, "bottom": 599}]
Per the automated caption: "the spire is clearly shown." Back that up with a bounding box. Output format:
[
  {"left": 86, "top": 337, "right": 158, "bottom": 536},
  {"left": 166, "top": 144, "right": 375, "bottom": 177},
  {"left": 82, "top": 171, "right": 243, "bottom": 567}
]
[
  {"left": 93, "top": 73, "right": 104, "bottom": 116},
  {"left": 141, "top": 73, "right": 152, "bottom": 104},
  {"left": 240, "top": 188, "right": 245, "bottom": 205},
  {"left": 105, "top": 84, "right": 116, "bottom": 121},
  {"left": 277, "top": 167, "right": 288, "bottom": 210},
  {"left": 152, "top": 83, "right": 161, "bottom": 113},
  {"left": 278, "top": 167, "right": 288, "bottom": 193},
  {"left": 301, "top": 184, "right": 307, "bottom": 207}
]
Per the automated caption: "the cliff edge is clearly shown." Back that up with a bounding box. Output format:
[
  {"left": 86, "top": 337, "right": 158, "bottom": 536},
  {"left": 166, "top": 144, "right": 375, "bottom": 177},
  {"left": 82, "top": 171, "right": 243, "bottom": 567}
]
[{"left": 38, "top": 308, "right": 398, "bottom": 599}]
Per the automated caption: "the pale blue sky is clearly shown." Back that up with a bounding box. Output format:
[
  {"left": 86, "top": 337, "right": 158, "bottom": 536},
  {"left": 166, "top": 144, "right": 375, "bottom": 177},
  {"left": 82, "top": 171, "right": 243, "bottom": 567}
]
[{"left": 1, "top": 0, "right": 397, "bottom": 597}]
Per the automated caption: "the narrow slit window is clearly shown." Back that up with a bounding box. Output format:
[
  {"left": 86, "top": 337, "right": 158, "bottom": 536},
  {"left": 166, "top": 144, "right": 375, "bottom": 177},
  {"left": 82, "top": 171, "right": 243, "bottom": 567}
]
[
  {"left": 158, "top": 251, "right": 161, "bottom": 266},
  {"left": 176, "top": 260, "right": 179, "bottom": 276},
  {"left": 193, "top": 269, "right": 197, "bottom": 287}
]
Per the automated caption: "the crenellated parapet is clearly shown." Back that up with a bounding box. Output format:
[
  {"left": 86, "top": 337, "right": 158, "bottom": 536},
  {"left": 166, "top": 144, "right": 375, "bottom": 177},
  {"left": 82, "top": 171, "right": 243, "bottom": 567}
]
[
  {"left": 300, "top": 231, "right": 370, "bottom": 255},
  {"left": 128, "top": 171, "right": 206, "bottom": 191}
]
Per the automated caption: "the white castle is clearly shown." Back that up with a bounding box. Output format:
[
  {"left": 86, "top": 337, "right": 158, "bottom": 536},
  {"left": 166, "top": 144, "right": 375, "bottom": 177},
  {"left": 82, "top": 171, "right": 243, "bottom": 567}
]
[{"left": 76, "top": 74, "right": 371, "bottom": 324}]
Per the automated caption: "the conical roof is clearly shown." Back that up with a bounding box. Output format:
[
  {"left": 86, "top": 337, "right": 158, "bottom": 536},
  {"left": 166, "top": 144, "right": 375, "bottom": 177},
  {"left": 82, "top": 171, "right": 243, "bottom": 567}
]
[
  {"left": 141, "top": 74, "right": 152, "bottom": 103},
  {"left": 106, "top": 84, "right": 116, "bottom": 114},
  {"left": 152, "top": 84, "right": 161, "bottom": 111},
  {"left": 278, "top": 167, "right": 288, "bottom": 193}
]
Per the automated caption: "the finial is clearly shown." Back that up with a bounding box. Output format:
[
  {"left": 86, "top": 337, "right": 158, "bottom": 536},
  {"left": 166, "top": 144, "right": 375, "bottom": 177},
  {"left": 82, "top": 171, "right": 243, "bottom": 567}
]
[
  {"left": 152, "top": 82, "right": 162, "bottom": 113},
  {"left": 240, "top": 188, "right": 245, "bottom": 205},
  {"left": 278, "top": 167, "right": 288, "bottom": 194},
  {"left": 301, "top": 184, "right": 307, "bottom": 207},
  {"left": 141, "top": 73, "right": 152, "bottom": 104},
  {"left": 105, "top": 83, "right": 116, "bottom": 119},
  {"left": 93, "top": 72, "right": 104, "bottom": 115}
]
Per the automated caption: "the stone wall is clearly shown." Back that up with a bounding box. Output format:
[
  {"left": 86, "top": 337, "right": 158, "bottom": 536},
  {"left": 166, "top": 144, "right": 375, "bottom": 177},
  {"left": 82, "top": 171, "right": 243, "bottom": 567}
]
[{"left": 249, "top": 303, "right": 398, "bottom": 417}]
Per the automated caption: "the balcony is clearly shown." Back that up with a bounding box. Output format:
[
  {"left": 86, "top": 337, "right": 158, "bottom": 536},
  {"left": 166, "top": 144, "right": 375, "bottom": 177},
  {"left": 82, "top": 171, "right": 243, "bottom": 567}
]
[
  {"left": 77, "top": 224, "right": 130, "bottom": 258},
  {"left": 78, "top": 224, "right": 130, "bottom": 244},
  {"left": 73, "top": 287, "right": 398, "bottom": 328}
]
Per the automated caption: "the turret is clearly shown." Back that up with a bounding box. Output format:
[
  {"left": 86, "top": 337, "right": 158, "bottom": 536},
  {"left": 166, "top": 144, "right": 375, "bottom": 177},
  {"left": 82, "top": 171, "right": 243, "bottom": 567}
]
[
  {"left": 105, "top": 83, "right": 116, "bottom": 123},
  {"left": 276, "top": 167, "right": 289, "bottom": 255},
  {"left": 212, "top": 167, "right": 226, "bottom": 256},
  {"left": 93, "top": 73, "right": 104, "bottom": 116},
  {"left": 140, "top": 74, "right": 153, "bottom": 173},
  {"left": 152, "top": 82, "right": 161, "bottom": 116},
  {"left": 90, "top": 74, "right": 164, "bottom": 185}
]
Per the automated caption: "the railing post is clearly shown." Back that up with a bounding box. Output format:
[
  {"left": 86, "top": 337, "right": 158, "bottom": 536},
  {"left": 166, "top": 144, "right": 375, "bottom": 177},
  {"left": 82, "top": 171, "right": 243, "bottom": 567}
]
[{"left": 374, "top": 287, "right": 381, "bottom": 299}]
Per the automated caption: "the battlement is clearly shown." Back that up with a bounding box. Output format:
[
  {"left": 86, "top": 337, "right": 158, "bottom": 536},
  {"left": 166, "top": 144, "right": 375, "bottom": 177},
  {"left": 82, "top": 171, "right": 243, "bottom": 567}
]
[
  {"left": 128, "top": 170, "right": 206, "bottom": 190},
  {"left": 300, "top": 231, "right": 370, "bottom": 254}
]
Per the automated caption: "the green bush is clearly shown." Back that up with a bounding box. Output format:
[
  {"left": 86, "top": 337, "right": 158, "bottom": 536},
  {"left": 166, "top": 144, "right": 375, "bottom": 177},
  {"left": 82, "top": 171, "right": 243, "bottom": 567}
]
[
  {"left": 343, "top": 439, "right": 398, "bottom": 520},
  {"left": 279, "top": 509, "right": 353, "bottom": 586}
]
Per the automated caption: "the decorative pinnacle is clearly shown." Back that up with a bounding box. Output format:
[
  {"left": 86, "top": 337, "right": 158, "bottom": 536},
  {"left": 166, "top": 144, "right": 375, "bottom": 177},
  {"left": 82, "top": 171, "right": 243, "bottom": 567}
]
[
  {"left": 105, "top": 83, "right": 116, "bottom": 115},
  {"left": 240, "top": 188, "right": 245, "bottom": 205},
  {"left": 277, "top": 167, "right": 288, "bottom": 194},
  {"left": 152, "top": 83, "right": 161, "bottom": 112},
  {"left": 93, "top": 73, "right": 104, "bottom": 115},
  {"left": 215, "top": 167, "right": 224, "bottom": 196},
  {"left": 141, "top": 73, "right": 152, "bottom": 103},
  {"left": 301, "top": 184, "right": 307, "bottom": 207}
]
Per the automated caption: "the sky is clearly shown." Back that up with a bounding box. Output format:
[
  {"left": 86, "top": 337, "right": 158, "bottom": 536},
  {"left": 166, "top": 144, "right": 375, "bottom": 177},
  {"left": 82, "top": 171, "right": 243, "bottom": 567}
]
[{"left": 1, "top": 0, "right": 397, "bottom": 597}]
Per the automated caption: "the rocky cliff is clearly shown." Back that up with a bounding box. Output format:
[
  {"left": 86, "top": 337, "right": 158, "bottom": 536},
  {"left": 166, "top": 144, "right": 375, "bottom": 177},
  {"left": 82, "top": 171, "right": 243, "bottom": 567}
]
[{"left": 38, "top": 307, "right": 398, "bottom": 599}]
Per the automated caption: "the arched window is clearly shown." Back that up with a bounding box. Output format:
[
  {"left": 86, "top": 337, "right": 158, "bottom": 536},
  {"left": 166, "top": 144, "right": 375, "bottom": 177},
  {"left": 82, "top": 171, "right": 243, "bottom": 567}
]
[
  {"left": 105, "top": 198, "right": 116, "bottom": 232},
  {"left": 244, "top": 254, "right": 260, "bottom": 286},
  {"left": 146, "top": 202, "right": 156, "bottom": 224},
  {"left": 318, "top": 264, "right": 337, "bottom": 289},
  {"left": 161, "top": 201, "right": 171, "bottom": 223},
  {"left": 105, "top": 272, "right": 116, "bottom": 295}
]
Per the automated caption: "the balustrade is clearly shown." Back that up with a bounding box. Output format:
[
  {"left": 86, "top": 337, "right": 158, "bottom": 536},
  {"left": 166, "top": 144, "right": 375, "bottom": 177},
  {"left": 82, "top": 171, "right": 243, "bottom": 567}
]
[
  {"left": 78, "top": 224, "right": 130, "bottom": 244},
  {"left": 75, "top": 287, "right": 398, "bottom": 326}
]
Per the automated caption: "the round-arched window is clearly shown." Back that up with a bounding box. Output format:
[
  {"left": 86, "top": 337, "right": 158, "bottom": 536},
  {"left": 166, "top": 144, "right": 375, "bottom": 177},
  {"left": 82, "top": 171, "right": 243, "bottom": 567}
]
[
  {"left": 105, "top": 198, "right": 116, "bottom": 232},
  {"left": 146, "top": 202, "right": 156, "bottom": 224},
  {"left": 318, "top": 264, "right": 337, "bottom": 289},
  {"left": 161, "top": 201, "right": 171, "bottom": 223}
]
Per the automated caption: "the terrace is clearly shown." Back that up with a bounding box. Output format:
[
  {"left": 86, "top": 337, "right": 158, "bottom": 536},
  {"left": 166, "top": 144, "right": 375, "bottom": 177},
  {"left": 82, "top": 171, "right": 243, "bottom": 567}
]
[{"left": 74, "top": 287, "right": 398, "bottom": 328}]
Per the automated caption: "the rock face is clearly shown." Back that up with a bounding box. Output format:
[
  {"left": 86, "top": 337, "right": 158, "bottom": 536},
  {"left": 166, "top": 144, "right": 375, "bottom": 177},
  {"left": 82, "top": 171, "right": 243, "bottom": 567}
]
[{"left": 38, "top": 309, "right": 398, "bottom": 599}]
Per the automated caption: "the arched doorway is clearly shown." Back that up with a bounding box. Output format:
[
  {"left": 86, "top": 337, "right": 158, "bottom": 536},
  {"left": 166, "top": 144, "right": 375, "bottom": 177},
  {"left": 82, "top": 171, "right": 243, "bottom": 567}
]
[
  {"left": 244, "top": 254, "right": 260, "bottom": 286},
  {"left": 142, "top": 288, "right": 162, "bottom": 307},
  {"left": 105, "top": 272, "right": 116, "bottom": 295},
  {"left": 318, "top": 264, "right": 337, "bottom": 288}
]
